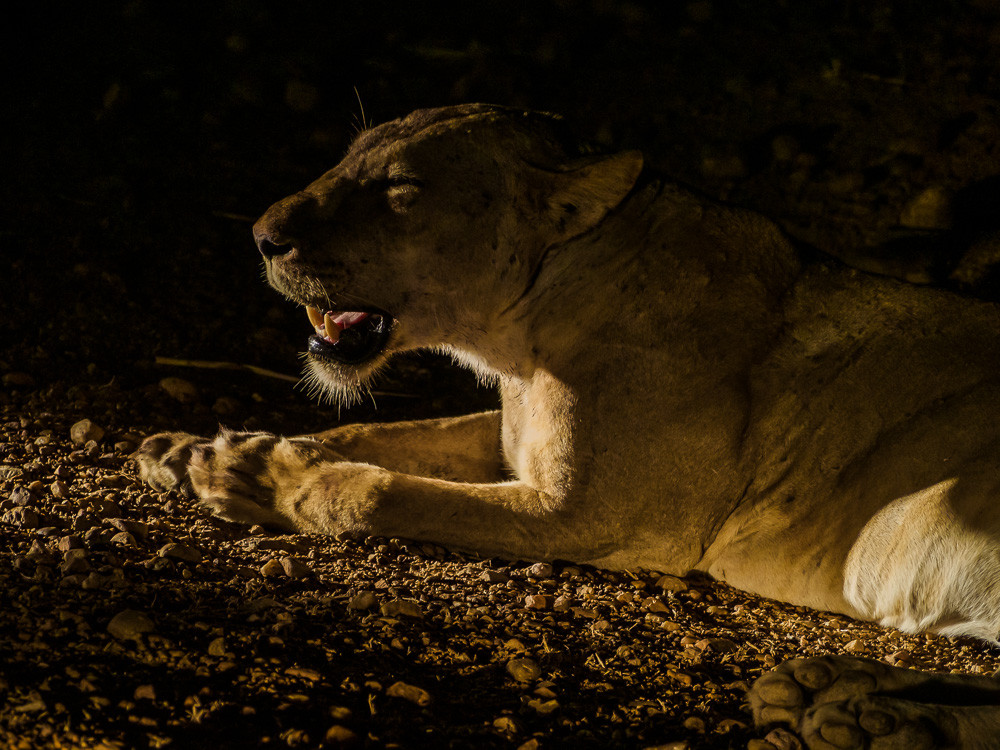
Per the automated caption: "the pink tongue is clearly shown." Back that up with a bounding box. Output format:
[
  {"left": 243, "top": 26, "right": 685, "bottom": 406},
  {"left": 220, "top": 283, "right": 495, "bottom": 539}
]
[{"left": 333, "top": 311, "right": 369, "bottom": 330}]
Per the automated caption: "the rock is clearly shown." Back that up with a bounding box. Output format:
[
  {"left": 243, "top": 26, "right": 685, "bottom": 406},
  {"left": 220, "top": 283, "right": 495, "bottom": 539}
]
[
  {"left": 260, "top": 558, "right": 285, "bottom": 578},
  {"left": 2, "top": 507, "right": 41, "bottom": 528},
  {"left": 644, "top": 597, "right": 670, "bottom": 613},
  {"left": 285, "top": 666, "right": 323, "bottom": 682},
  {"left": 380, "top": 599, "right": 423, "bottom": 618},
  {"left": 654, "top": 574, "right": 689, "bottom": 593},
  {"left": 108, "top": 518, "right": 149, "bottom": 540},
  {"left": 899, "top": 185, "right": 953, "bottom": 229},
  {"left": 107, "top": 610, "right": 154, "bottom": 641},
  {"left": 207, "top": 638, "right": 228, "bottom": 657},
  {"left": 280, "top": 556, "right": 312, "bottom": 578},
  {"left": 527, "top": 697, "right": 559, "bottom": 715},
  {"left": 324, "top": 725, "right": 359, "bottom": 746},
  {"left": 524, "top": 594, "right": 552, "bottom": 610},
  {"left": 480, "top": 569, "right": 509, "bottom": 584},
  {"left": 158, "top": 542, "right": 203, "bottom": 563},
  {"left": 348, "top": 591, "right": 378, "bottom": 610},
  {"left": 506, "top": 657, "right": 542, "bottom": 682},
  {"left": 553, "top": 594, "right": 573, "bottom": 611},
  {"left": 134, "top": 685, "right": 156, "bottom": 701},
  {"left": 60, "top": 548, "right": 90, "bottom": 575},
  {"left": 526, "top": 562, "right": 553, "bottom": 578},
  {"left": 386, "top": 681, "right": 432, "bottom": 706},
  {"left": 694, "top": 637, "right": 739, "bottom": 653},
  {"left": 159, "top": 377, "right": 198, "bottom": 403},
  {"left": 50, "top": 480, "right": 70, "bottom": 498},
  {"left": 56, "top": 534, "right": 84, "bottom": 552},
  {"left": 70, "top": 419, "right": 105, "bottom": 445}
]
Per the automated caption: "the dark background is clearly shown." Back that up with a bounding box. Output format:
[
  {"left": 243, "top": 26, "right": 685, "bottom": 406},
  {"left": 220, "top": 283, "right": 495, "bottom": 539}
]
[
  {"left": 7, "top": 0, "right": 1000, "bottom": 433},
  {"left": 4, "top": 3, "right": 1000, "bottom": 748}
]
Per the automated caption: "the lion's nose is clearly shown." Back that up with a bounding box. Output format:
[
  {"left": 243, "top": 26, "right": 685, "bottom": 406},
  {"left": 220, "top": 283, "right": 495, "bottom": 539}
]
[
  {"left": 253, "top": 191, "right": 317, "bottom": 258},
  {"left": 254, "top": 228, "right": 292, "bottom": 259}
]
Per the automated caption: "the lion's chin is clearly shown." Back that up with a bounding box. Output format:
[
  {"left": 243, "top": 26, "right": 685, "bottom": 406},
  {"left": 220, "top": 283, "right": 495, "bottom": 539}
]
[{"left": 300, "top": 354, "right": 390, "bottom": 408}]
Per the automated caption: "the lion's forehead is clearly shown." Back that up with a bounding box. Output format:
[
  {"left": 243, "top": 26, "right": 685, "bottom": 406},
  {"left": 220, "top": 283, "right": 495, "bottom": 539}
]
[{"left": 344, "top": 104, "right": 566, "bottom": 169}]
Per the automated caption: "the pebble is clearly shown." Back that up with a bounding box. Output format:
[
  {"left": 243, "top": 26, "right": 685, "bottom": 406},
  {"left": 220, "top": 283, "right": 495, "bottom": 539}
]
[
  {"left": 159, "top": 377, "right": 198, "bottom": 403},
  {"left": 526, "top": 562, "right": 553, "bottom": 578},
  {"left": 655, "top": 574, "right": 689, "bottom": 593},
  {"left": 134, "top": 685, "right": 156, "bottom": 701},
  {"left": 348, "top": 591, "right": 378, "bottom": 611},
  {"left": 159, "top": 542, "right": 203, "bottom": 563},
  {"left": 694, "top": 637, "right": 739, "bottom": 653},
  {"left": 492, "top": 716, "right": 521, "bottom": 733},
  {"left": 207, "top": 638, "right": 228, "bottom": 657},
  {"left": 2, "top": 507, "right": 41, "bottom": 528},
  {"left": 108, "top": 518, "right": 149, "bottom": 540},
  {"left": 286, "top": 666, "right": 323, "bottom": 682},
  {"left": 527, "top": 697, "right": 559, "bottom": 715},
  {"left": 380, "top": 599, "right": 424, "bottom": 618},
  {"left": 506, "top": 657, "right": 542, "bottom": 682},
  {"left": 70, "top": 419, "right": 105, "bottom": 445},
  {"left": 60, "top": 549, "right": 90, "bottom": 575},
  {"left": 480, "top": 569, "right": 509, "bottom": 584},
  {"left": 386, "top": 681, "right": 432, "bottom": 706},
  {"left": 260, "top": 558, "right": 286, "bottom": 578},
  {"left": 324, "top": 725, "right": 359, "bottom": 745},
  {"left": 524, "top": 594, "right": 552, "bottom": 610},
  {"left": 107, "top": 610, "right": 154, "bottom": 641},
  {"left": 50, "top": 480, "right": 70, "bottom": 498},
  {"left": 280, "top": 556, "right": 312, "bottom": 578}
]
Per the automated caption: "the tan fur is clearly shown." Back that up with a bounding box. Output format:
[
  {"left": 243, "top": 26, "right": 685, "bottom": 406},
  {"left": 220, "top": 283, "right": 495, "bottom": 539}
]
[
  {"left": 135, "top": 104, "right": 1000, "bottom": 745},
  {"left": 137, "top": 103, "right": 1000, "bottom": 639}
]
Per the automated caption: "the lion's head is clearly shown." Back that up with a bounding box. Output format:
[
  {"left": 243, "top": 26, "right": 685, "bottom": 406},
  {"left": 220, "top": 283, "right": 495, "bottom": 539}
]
[{"left": 253, "top": 104, "right": 642, "bottom": 403}]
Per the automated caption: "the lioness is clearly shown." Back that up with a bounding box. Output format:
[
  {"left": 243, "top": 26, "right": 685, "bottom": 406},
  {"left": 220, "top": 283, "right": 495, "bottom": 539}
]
[{"left": 137, "top": 104, "right": 1000, "bottom": 748}]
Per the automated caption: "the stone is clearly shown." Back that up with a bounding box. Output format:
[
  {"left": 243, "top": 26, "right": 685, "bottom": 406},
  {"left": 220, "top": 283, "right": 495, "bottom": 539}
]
[
  {"left": 654, "top": 574, "right": 689, "bottom": 593},
  {"left": 108, "top": 518, "right": 149, "bottom": 540},
  {"left": 506, "top": 657, "right": 542, "bottom": 682},
  {"left": 386, "top": 681, "right": 432, "bottom": 706},
  {"left": 380, "top": 599, "right": 423, "bottom": 618},
  {"left": 159, "top": 377, "right": 198, "bottom": 403},
  {"left": 324, "top": 725, "right": 359, "bottom": 745},
  {"left": 158, "top": 542, "right": 203, "bottom": 563},
  {"left": 70, "top": 419, "right": 105, "bottom": 445},
  {"left": 107, "top": 610, "right": 154, "bottom": 641},
  {"left": 60, "top": 548, "right": 90, "bottom": 575},
  {"left": 480, "top": 569, "right": 509, "bottom": 584},
  {"left": 526, "top": 562, "right": 553, "bottom": 578},
  {"left": 348, "top": 591, "right": 378, "bottom": 611},
  {"left": 260, "top": 558, "right": 285, "bottom": 578},
  {"left": 524, "top": 594, "right": 552, "bottom": 610},
  {"left": 280, "top": 556, "right": 312, "bottom": 578}
]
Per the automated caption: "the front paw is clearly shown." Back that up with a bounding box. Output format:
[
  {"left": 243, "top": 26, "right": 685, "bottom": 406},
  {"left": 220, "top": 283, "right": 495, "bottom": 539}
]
[
  {"left": 134, "top": 432, "right": 206, "bottom": 495},
  {"left": 185, "top": 431, "right": 339, "bottom": 530}
]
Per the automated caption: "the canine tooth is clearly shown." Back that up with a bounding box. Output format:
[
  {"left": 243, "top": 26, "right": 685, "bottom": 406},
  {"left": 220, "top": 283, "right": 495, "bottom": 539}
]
[
  {"left": 306, "top": 306, "right": 324, "bottom": 328},
  {"left": 323, "top": 312, "right": 340, "bottom": 343}
]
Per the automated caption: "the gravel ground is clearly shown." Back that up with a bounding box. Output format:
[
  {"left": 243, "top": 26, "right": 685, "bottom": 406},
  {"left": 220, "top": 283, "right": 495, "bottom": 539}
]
[{"left": 6, "top": 2, "right": 1000, "bottom": 748}]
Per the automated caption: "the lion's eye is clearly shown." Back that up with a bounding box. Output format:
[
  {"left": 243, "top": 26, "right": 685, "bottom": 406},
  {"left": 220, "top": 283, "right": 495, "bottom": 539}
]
[{"left": 384, "top": 176, "right": 422, "bottom": 212}]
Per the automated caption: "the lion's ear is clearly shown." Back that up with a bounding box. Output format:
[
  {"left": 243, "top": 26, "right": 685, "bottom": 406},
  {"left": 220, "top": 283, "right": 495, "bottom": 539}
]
[{"left": 531, "top": 150, "right": 644, "bottom": 241}]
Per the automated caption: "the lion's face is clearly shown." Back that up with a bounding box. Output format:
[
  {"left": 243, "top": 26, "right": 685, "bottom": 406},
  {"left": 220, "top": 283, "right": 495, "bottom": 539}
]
[{"left": 253, "top": 104, "right": 642, "bottom": 402}]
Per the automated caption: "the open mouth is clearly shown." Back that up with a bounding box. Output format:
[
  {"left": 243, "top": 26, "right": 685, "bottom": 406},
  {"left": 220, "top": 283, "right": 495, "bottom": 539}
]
[{"left": 305, "top": 306, "right": 393, "bottom": 365}]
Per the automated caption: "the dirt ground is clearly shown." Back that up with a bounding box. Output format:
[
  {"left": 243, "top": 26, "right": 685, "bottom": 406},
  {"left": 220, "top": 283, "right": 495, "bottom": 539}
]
[{"left": 5, "top": 2, "right": 1000, "bottom": 748}]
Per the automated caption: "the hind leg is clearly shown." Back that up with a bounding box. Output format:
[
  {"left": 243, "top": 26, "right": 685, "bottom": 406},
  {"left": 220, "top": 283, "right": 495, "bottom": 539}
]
[{"left": 844, "top": 479, "right": 1000, "bottom": 640}]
